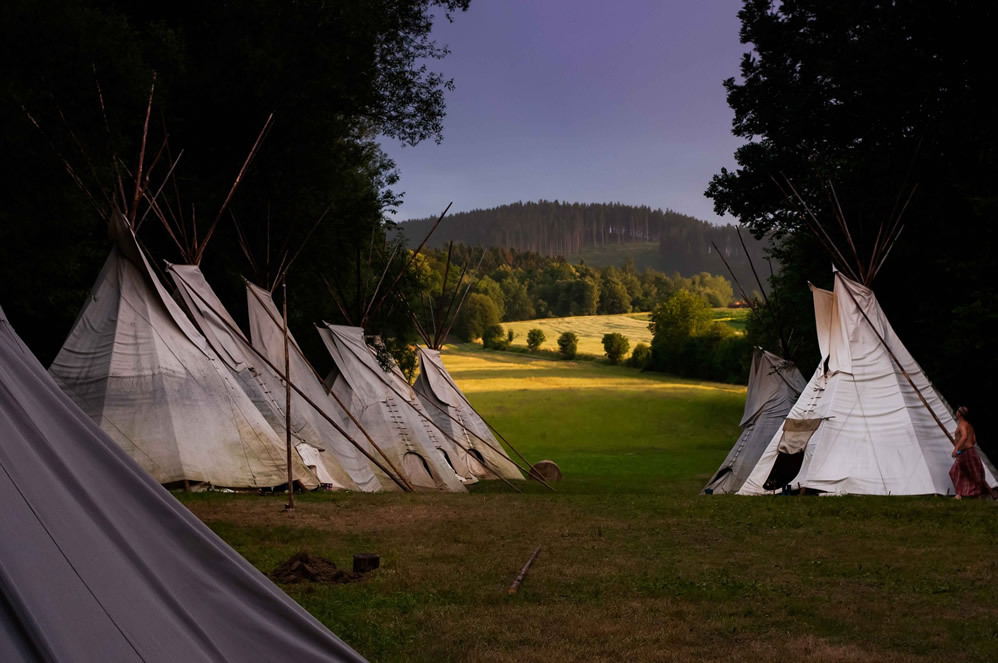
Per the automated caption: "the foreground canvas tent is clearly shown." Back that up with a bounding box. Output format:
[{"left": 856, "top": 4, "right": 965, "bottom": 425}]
[
  {"left": 0, "top": 304, "right": 365, "bottom": 661},
  {"left": 738, "top": 272, "right": 997, "bottom": 495},
  {"left": 703, "top": 349, "right": 806, "bottom": 494},
  {"left": 49, "top": 216, "right": 317, "bottom": 489},
  {"left": 317, "top": 323, "right": 467, "bottom": 492},
  {"left": 244, "top": 281, "right": 407, "bottom": 492}
]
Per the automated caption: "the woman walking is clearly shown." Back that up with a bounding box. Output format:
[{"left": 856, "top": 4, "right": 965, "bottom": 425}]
[{"left": 949, "top": 406, "right": 994, "bottom": 499}]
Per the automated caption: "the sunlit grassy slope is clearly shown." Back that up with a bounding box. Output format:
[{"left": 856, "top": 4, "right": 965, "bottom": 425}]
[
  {"left": 502, "top": 308, "right": 749, "bottom": 358},
  {"left": 179, "top": 345, "right": 998, "bottom": 663},
  {"left": 503, "top": 313, "right": 654, "bottom": 356},
  {"left": 441, "top": 345, "right": 744, "bottom": 493}
]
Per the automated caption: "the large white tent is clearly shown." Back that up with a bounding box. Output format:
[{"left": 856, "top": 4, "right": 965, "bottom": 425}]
[
  {"left": 168, "top": 263, "right": 400, "bottom": 492},
  {"left": 738, "top": 272, "right": 997, "bottom": 495},
  {"left": 244, "top": 281, "right": 406, "bottom": 492},
  {"left": 413, "top": 348, "right": 523, "bottom": 481},
  {"left": 49, "top": 216, "right": 317, "bottom": 489},
  {"left": 316, "top": 323, "right": 467, "bottom": 492},
  {"left": 703, "top": 349, "right": 806, "bottom": 494},
  {"left": 0, "top": 304, "right": 365, "bottom": 661}
]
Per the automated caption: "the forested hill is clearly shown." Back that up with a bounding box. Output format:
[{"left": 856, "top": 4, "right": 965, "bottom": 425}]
[{"left": 397, "top": 201, "right": 771, "bottom": 291}]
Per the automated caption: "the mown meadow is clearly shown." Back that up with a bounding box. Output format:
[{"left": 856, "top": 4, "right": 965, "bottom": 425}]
[{"left": 179, "top": 345, "right": 998, "bottom": 663}]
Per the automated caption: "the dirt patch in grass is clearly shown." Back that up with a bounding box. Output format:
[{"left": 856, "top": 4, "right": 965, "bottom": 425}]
[{"left": 270, "top": 552, "right": 363, "bottom": 584}]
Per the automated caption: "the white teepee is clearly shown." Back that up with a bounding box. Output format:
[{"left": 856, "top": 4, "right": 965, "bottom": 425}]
[
  {"left": 168, "top": 263, "right": 396, "bottom": 491},
  {"left": 413, "top": 348, "right": 522, "bottom": 481},
  {"left": 244, "top": 281, "right": 405, "bottom": 492},
  {"left": 738, "top": 272, "right": 997, "bottom": 495},
  {"left": 49, "top": 216, "right": 317, "bottom": 489},
  {"left": 0, "top": 304, "right": 365, "bottom": 662},
  {"left": 703, "top": 349, "right": 806, "bottom": 494},
  {"left": 316, "top": 323, "right": 467, "bottom": 492}
]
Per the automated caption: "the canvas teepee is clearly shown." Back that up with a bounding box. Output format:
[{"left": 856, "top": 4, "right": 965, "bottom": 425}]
[
  {"left": 0, "top": 304, "right": 365, "bottom": 661},
  {"left": 413, "top": 348, "right": 523, "bottom": 481},
  {"left": 168, "top": 263, "right": 393, "bottom": 491},
  {"left": 734, "top": 177, "right": 997, "bottom": 495},
  {"left": 704, "top": 234, "right": 806, "bottom": 494},
  {"left": 244, "top": 281, "right": 408, "bottom": 492},
  {"left": 739, "top": 272, "right": 997, "bottom": 495},
  {"left": 703, "top": 349, "right": 806, "bottom": 494},
  {"left": 49, "top": 214, "right": 317, "bottom": 489},
  {"left": 399, "top": 243, "right": 527, "bottom": 482},
  {"left": 317, "top": 323, "right": 468, "bottom": 492}
]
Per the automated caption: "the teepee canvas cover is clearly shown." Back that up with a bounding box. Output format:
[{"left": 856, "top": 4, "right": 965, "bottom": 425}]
[
  {"left": 704, "top": 349, "right": 806, "bottom": 494},
  {"left": 317, "top": 323, "right": 467, "bottom": 492},
  {"left": 414, "top": 348, "right": 522, "bottom": 481},
  {"left": 738, "top": 273, "right": 996, "bottom": 495},
  {"left": 49, "top": 217, "right": 311, "bottom": 489},
  {"left": 0, "top": 305, "right": 365, "bottom": 661},
  {"left": 167, "top": 264, "right": 374, "bottom": 491},
  {"left": 244, "top": 282, "right": 400, "bottom": 492}
]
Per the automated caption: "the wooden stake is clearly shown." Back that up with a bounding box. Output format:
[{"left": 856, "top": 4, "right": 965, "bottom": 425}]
[
  {"left": 508, "top": 545, "right": 541, "bottom": 595},
  {"left": 283, "top": 282, "right": 295, "bottom": 511}
]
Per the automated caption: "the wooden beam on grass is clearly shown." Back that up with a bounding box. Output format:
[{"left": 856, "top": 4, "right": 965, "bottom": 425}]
[{"left": 508, "top": 545, "right": 541, "bottom": 595}]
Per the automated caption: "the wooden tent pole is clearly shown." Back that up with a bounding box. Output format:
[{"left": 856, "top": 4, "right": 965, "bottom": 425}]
[
  {"left": 434, "top": 242, "right": 455, "bottom": 346},
  {"left": 735, "top": 228, "right": 794, "bottom": 365},
  {"left": 837, "top": 273, "right": 955, "bottom": 443},
  {"left": 283, "top": 282, "right": 295, "bottom": 510},
  {"left": 129, "top": 77, "right": 156, "bottom": 224},
  {"left": 367, "top": 202, "right": 452, "bottom": 320},
  {"left": 193, "top": 113, "right": 273, "bottom": 264}
]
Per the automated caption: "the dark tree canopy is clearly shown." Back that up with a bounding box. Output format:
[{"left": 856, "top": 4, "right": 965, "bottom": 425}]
[
  {"left": 706, "top": 0, "right": 998, "bottom": 435},
  {"left": 0, "top": 0, "right": 469, "bottom": 367}
]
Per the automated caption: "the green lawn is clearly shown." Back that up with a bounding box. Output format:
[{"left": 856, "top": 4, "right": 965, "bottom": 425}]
[{"left": 179, "top": 346, "right": 998, "bottom": 662}]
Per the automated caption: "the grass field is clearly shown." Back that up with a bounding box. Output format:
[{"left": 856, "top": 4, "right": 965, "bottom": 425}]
[
  {"left": 503, "top": 313, "right": 655, "bottom": 357},
  {"left": 178, "top": 347, "right": 998, "bottom": 662},
  {"left": 502, "top": 309, "right": 748, "bottom": 360}
]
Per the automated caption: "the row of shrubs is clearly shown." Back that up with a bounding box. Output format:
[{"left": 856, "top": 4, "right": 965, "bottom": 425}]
[
  {"left": 480, "top": 325, "right": 651, "bottom": 368},
  {"left": 477, "top": 289, "right": 750, "bottom": 384}
]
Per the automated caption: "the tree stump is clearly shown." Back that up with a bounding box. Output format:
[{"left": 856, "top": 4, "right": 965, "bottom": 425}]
[
  {"left": 353, "top": 553, "right": 380, "bottom": 574},
  {"left": 528, "top": 459, "right": 562, "bottom": 482}
]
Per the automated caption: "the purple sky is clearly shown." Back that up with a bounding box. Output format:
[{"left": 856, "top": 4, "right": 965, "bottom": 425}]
[{"left": 380, "top": 0, "right": 748, "bottom": 225}]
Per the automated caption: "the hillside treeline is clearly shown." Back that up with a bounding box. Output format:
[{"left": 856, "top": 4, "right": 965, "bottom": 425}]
[
  {"left": 399, "top": 201, "right": 770, "bottom": 290},
  {"left": 414, "top": 244, "right": 734, "bottom": 337}
]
